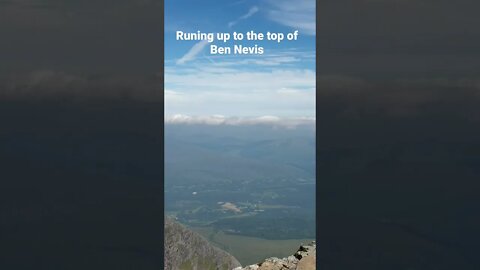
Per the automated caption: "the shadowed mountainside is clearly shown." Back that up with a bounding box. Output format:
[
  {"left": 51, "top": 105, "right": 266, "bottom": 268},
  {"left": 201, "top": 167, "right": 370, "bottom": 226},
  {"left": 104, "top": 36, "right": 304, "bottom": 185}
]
[{"left": 165, "top": 217, "right": 241, "bottom": 270}]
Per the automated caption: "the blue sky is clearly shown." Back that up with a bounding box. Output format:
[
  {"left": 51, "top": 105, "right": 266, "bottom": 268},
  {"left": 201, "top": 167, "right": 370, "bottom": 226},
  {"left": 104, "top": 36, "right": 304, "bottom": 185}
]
[{"left": 165, "top": 0, "right": 315, "bottom": 121}]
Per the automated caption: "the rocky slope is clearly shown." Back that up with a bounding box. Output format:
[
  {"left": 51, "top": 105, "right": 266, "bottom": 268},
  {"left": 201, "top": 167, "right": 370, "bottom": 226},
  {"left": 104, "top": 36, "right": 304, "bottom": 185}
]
[
  {"left": 233, "top": 242, "right": 316, "bottom": 270},
  {"left": 164, "top": 217, "right": 241, "bottom": 270}
]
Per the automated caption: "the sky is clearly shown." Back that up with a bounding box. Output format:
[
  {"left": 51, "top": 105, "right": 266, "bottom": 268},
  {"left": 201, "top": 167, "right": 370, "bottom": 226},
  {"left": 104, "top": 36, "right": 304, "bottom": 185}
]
[{"left": 164, "top": 0, "right": 316, "bottom": 119}]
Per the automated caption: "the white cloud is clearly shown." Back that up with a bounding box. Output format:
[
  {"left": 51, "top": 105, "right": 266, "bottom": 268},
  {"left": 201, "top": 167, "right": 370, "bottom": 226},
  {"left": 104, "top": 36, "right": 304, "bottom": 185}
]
[
  {"left": 176, "top": 40, "right": 210, "bottom": 65},
  {"left": 165, "top": 114, "right": 315, "bottom": 128},
  {"left": 165, "top": 59, "right": 315, "bottom": 117},
  {"left": 166, "top": 67, "right": 314, "bottom": 92},
  {"left": 228, "top": 6, "right": 260, "bottom": 28},
  {"left": 263, "top": 0, "right": 315, "bottom": 35},
  {"left": 177, "top": 6, "right": 260, "bottom": 65},
  {"left": 164, "top": 89, "right": 186, "bottom": 103},
  {"left": 177, "top": 5, "right": 260, "bottom": 65},
  {"left": 211, "top": 56, "right": 301, "bottom": 67}
]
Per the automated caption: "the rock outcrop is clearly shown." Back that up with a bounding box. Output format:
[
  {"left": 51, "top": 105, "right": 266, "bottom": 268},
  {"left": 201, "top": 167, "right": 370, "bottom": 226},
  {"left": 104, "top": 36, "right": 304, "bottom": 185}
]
[
  {"left": 233, "top": 242, "right": 316, "bottom": 270},
  {"left": 164, "top": 217, "right": 242, "bottom": 270}
]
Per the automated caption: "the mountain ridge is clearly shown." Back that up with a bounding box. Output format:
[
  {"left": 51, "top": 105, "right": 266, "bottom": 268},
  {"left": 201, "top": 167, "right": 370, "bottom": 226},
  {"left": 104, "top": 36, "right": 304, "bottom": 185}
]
[{"left": 164, "top": 217, "right": 241, "bottom": 270}]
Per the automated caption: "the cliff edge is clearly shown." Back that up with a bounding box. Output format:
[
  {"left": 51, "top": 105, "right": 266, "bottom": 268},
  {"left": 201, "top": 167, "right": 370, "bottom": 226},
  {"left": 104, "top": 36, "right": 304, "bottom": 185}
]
[{"left": 233, "top": 242, "right": 316, "bottom": 270}]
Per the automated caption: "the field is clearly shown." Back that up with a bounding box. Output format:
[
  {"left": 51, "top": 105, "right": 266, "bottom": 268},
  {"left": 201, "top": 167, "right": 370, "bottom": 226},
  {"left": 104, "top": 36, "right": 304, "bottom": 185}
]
[{"left": 190, "top": 226, "right": 313, "bottom": 265}]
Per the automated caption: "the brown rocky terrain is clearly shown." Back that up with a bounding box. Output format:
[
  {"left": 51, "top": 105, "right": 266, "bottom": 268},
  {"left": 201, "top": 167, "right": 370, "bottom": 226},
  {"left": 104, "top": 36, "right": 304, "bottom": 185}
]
[{"left": 233, "top": 242, "right": 316, "bottom": 270}]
